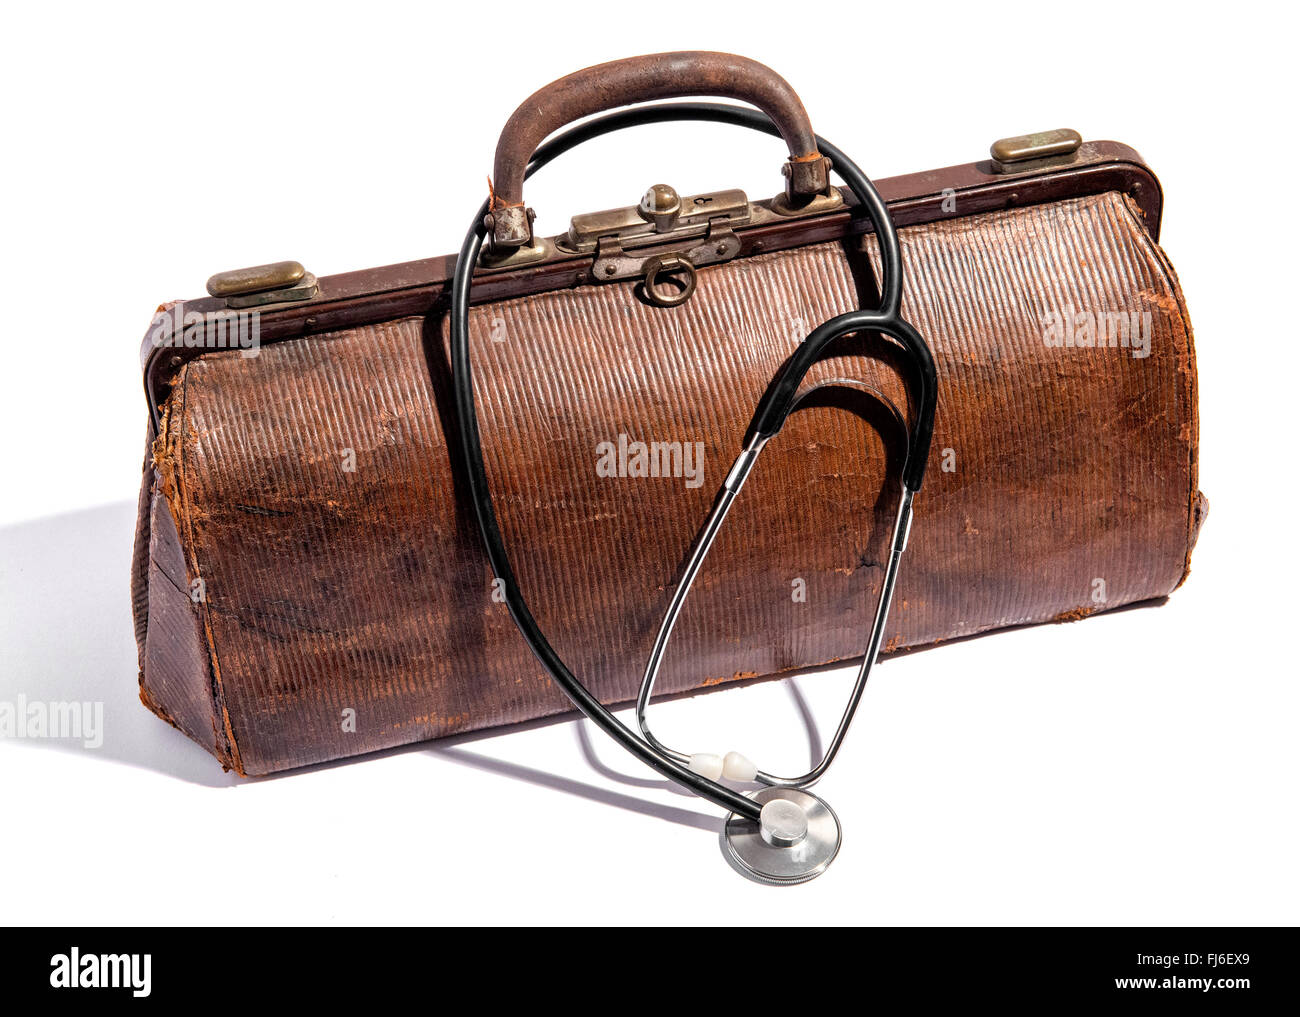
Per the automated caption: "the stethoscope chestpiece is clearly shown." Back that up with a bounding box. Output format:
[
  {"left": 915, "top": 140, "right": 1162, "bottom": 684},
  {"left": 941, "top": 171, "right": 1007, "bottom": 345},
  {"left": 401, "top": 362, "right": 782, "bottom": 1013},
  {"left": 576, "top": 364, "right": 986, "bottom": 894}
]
[{"left": 723, "top": 787, "right": 842, "bottom": 885}]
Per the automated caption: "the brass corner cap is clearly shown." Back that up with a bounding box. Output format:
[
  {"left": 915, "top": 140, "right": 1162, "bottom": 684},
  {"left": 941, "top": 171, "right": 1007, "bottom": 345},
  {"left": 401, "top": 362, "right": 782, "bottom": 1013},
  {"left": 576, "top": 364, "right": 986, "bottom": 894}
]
[
  {"left": 990, "top": 129, "right": 1083, "bottom": 166},
  {"left": 206, "top": 260, "right": 307, "bottom": 298}
]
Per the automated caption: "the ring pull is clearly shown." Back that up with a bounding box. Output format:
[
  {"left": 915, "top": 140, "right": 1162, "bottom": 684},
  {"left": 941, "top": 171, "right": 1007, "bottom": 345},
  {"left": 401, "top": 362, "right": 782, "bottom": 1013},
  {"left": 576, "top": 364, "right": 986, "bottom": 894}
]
[{"left": 642, "top": 254, "right": 697, "bottom": 308}]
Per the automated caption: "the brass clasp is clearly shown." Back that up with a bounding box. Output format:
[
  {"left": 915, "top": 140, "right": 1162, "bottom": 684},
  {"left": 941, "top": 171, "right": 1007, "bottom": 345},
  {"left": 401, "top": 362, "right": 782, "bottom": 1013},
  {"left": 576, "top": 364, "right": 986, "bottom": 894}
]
[
  {"left": 567, "top": 184, "right": 749, "bottom": 305},
  {"left": 563, "top": 184, "right": 750, "bottom": 257},
  {"left": 205, "top": 260, "right": 318, "bottom": 308},
  {"left": 990, "top": 129, "right": 1082, "bottom": 173}
]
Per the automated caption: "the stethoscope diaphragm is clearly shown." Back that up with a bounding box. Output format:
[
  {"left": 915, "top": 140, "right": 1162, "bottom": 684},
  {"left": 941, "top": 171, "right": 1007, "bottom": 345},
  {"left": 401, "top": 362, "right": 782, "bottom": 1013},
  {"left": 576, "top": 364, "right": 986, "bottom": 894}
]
[{"left": 723, "top": 787, "right": 842, "bottom": 886}]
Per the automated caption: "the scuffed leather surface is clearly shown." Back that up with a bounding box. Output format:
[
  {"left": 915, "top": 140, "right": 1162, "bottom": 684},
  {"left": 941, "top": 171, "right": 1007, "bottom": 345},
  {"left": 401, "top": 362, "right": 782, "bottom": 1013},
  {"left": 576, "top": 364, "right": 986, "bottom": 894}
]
[{"left": 135, "top": 191, "right": 1201, "bottom": 775}]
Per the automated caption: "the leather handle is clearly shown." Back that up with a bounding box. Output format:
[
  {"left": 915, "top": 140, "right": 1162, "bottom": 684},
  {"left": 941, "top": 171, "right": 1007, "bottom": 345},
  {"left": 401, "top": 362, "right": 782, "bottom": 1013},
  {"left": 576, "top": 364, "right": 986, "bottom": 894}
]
[{"left": 487, "top": 51, "right": 830, "bottom": 247}]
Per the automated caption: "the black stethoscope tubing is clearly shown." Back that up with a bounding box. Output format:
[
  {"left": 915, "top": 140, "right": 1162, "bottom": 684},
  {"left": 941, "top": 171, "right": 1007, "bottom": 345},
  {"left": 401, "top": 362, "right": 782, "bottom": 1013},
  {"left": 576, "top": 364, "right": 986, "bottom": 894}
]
[{"left": 450, "top": 102, "right": 936, "bottom": 821}]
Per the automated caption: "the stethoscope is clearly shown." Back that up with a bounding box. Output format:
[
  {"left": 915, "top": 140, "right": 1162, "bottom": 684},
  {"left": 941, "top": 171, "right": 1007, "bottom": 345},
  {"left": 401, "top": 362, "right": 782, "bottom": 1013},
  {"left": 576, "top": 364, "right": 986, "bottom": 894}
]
[{"left": 450, "top": 102, "right": 936, "bottom": 883}]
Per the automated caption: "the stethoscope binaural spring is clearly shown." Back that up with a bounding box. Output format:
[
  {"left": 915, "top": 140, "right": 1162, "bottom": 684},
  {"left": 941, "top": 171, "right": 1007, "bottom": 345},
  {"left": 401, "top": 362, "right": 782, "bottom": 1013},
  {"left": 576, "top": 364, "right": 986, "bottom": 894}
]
[{"left": 449, "top": 102, "right": 937, "bottom": 883}]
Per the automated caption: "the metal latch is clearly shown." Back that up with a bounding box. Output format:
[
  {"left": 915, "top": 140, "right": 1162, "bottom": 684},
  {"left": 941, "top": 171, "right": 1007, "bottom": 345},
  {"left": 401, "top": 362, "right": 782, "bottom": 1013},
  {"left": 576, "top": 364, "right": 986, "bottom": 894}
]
[
  {"left": 563, "top": 184, "right": 750, "bottom": 254},
  {"left": 990, "top": 129, "right": 1082, "bottom": 174},
  {"left": 560, "top": 184, "right": 749, "bottom": 306},
  {"left": 206, "top": 260, "right": 318, "bottom": 308},
  {"left": 474, "top": 178, "right": 846, "bottom": 287}
]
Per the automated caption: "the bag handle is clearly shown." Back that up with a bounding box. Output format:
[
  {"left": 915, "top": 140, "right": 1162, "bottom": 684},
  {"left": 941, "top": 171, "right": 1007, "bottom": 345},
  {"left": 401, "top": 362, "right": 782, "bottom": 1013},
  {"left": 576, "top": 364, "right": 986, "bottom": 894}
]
[{"left": 486, "top": 51, "right": 831, "bottom": 248}]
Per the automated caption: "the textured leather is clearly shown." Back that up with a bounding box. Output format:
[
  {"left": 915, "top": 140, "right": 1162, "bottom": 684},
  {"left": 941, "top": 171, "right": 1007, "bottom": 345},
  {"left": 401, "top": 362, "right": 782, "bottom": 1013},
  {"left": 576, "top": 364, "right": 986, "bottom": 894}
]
[{"left": 134, "top": 191, "right": 1202, "bottom": 775}]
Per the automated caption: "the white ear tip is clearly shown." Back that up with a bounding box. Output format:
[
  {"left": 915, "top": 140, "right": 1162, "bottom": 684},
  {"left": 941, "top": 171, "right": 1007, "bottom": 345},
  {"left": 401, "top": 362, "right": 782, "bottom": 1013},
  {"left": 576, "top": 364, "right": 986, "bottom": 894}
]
[
  {"left": 722, "top": 751, "right": 758, "bottom": 782},
  {"left": 688, "top": 753, "right": 724, "bottom": 781}
]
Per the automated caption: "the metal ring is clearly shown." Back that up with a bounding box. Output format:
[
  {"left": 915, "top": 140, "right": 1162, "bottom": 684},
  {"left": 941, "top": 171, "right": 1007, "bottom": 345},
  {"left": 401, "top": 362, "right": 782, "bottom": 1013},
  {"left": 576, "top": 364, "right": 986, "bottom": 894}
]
[{"left": 642, "top": 255, "right": 697, "bottom": 307}]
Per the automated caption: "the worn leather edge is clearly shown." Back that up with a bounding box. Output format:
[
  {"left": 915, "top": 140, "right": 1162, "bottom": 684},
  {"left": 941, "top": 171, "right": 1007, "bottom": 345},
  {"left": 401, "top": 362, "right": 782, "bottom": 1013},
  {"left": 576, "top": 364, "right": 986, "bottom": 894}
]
[
  {"left": 145, "top": 373, "right": 246, "bottom": 774},
  {"left": 1112, "top": 196, "right": 1205, "bottom": 587},
  {"left": 130, "top": 429, "right": 154, "bottom": 669}
]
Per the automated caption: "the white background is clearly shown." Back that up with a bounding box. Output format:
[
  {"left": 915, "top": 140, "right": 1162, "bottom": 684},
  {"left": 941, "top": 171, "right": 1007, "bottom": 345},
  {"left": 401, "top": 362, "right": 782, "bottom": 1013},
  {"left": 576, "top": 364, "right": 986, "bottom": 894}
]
[{"left": 2, "top": 1, "right": 1296, "bottom": 926}]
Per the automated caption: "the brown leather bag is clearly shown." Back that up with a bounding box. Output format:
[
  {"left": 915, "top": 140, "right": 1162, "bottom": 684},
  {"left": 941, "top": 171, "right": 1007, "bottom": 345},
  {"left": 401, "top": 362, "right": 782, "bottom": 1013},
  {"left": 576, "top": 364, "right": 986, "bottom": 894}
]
[{"left": 132, "top": 52, "right": 1204, "bottom": 776}]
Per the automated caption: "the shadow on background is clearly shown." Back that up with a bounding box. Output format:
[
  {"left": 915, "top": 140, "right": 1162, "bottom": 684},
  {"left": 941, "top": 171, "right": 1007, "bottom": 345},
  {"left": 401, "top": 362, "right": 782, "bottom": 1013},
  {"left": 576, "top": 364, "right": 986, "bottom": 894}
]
[
  {"left": 427, "top": 677, "right": 824, "bottom": 829},
  {"left": 0, "top": 501, "right": 239, "bottom": 786}
]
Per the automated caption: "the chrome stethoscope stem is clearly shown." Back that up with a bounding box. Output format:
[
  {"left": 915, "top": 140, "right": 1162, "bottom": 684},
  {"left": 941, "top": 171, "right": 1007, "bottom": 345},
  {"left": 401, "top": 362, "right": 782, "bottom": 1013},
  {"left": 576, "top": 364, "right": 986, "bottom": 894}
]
[
  {"left": 636, "top": 433, "right": 769, "bottom": 768},
  {"left": 638, "top": 433, "right": 915, "bottom": 789}
]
